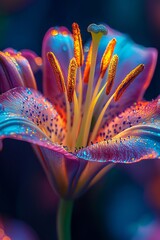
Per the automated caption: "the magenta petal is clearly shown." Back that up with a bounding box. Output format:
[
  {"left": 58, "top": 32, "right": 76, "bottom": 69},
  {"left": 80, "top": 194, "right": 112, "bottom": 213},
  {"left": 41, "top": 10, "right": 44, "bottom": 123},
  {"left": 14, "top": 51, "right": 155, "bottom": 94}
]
[
  {"left": 42, "top": 26, "right": 74, "bottom": 118},
  {"left": 0, "top": 52, "right": 25, "bottom": 93},
  {"left": 37, "top": 146, "right": 80, "bottom": 198},
  {"left": 92, "top": 25, "right": 158, "bottom": 122},
  {"left": 77, "top": 98, "right": 160, "bottom": 163},
  {"left": 0, "top": 87, "right": 66, "bottom": 143},
  {"left": 20, "top": 49, "right": 42, "bottom": 73},
  {"left": 34, "top": 146, "right": 112, "bottom": 198},
  {"left": 3, "top": 49, "right": 37, "bottom": 89},
  {"left": 4, "top": 48, "right": 42, "bottom": 73},
  {"left": 96, "top": 99, "right": 159, "bottom": 141},
  {"left": 73, "top": 161, "right": 112, "bottom": 198}
]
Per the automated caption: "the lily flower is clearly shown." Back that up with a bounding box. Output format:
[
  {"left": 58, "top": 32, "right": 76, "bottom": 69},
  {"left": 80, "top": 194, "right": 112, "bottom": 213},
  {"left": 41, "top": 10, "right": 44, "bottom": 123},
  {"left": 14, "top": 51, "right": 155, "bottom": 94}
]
[
  {"left": 0, "top": 23, "right": 158, "bottom": 239},
  {"left": 0, "top": 23, "right": 158, "bottom": 197}
]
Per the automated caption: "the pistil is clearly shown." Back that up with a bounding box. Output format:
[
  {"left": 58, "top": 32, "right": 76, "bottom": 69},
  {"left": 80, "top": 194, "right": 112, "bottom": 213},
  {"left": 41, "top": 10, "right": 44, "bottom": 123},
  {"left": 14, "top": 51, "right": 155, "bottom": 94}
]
[{"left": 76, "top": 24, "right": 108, "bottom": 148}]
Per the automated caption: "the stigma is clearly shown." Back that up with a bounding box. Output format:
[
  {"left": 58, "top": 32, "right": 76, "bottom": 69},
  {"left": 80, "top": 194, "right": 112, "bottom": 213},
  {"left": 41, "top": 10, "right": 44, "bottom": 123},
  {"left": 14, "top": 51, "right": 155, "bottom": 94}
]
[{"left": 47, "top": 23, "right": 144, "bottom": 151}]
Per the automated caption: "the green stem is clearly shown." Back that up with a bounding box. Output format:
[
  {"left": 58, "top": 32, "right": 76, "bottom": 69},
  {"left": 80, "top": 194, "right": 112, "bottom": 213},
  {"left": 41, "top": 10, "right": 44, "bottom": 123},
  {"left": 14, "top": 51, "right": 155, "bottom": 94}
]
[{"left": 57, "top": 199, "right": 73, "bottom": 240}]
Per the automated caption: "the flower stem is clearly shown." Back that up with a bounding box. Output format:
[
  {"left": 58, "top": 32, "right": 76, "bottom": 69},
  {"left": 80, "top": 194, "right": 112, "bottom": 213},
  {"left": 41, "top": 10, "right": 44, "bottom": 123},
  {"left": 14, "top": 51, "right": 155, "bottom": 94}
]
[{"left": 57, "top": 199, "right": 73, "bottom": 240}]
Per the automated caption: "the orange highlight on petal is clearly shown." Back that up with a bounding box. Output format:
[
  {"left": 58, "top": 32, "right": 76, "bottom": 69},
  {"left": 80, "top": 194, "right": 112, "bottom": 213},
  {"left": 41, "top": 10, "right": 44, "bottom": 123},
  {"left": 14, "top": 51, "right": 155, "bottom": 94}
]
[
  {"left": 67, "top": 58, "right": 77, "bottom": 102},
  {"left": 35, "top": 57, "right": 42, "bottom": 66},
  {"left": 100, "top": 38, "right": 116, "bottom": 78},
  {"left": 83, "top": 44, "right": 92, "bottom": 83},
  {"left": 72, "top": 22, "right": 84, "bottom": 67},
  {"left": 106, "top": 54, "right": 119, "bottom": 95},
  {"left": 51, "top": 29, "right": 58, "bottom": 36},
  {"left": 3, "top": 237, "right": 11, "bottom": 240},
  {"left": 114, "top": 64, "right": 144, "bottom": 101},
  {"left": 47, "top": 52, "right": 65, "bottom": 92}
]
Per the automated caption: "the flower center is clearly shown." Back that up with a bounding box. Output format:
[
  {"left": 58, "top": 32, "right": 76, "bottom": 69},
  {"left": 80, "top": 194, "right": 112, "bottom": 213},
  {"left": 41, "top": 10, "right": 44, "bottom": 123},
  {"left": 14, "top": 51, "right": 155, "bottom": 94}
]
[{"left": 48, "top": 23, "right": 144, "bottom": 152}]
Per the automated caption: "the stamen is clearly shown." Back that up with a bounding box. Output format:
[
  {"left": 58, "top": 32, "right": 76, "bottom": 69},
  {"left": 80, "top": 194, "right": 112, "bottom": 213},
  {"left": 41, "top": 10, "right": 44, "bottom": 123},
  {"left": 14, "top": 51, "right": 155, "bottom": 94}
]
[
  {"left": 106, "top": 54, "right": 119, "bottom": 95},
  {"left": 100, "top": 38, "right": 117, "bottom": 78},
  {"left": 114, "top": 64, "right": 144, "bottom": 101},
  {"left": 67, "top": 57, "right": 77, "bottom": 102},
  {"left": 89, "top": 94, "right": 114, "bottom": 144},
  {"left": 47, "top": 52, "right": 65, "bottom": 92},
  {"left": 72, "top": 22, "right": 84, "bottom": 67},
  {"left": 70, "top": 91, "right": 79, "bottom": 151},
  {"left": 83, "top": 44, "right": 92, "bottom": 83}
]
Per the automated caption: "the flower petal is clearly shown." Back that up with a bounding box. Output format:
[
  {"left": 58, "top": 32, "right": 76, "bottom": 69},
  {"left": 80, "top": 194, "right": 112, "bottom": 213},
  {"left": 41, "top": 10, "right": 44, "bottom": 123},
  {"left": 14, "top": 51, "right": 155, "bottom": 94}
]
[
  {"left": 42, "top": 27, "right": 74, "bottom": 118},
  {"left": 20, "top": 49, "right": 42, "bottom": 73},
  {"left": 4, "top": 48, "right": 42, "bottom": 73},
  {"left": 90, "top": 25, "right": 157, "bottom": 122},
  {"left": 33, "top": 145, "right": 112, "bottom": 199},
  {"left": 72, "top": 161, "right": 113, "bottom": 198},
  {"left": 36, "top": 146, "right": 80, "bottom": 198},
  {"left": 0, "top": 50, "right": 37, "bottom": 93},
  {"left": 96, "top": 99, "right": 159, "bottom": 141},
  {"left": 77, "top": 98, "right": 160, "bottom": 163},
  {"left": 0, "top": 51, "right": 25, "bottom": 93},
  {"left": 0, "top": 87, "right": 66, "bottom": 144}
]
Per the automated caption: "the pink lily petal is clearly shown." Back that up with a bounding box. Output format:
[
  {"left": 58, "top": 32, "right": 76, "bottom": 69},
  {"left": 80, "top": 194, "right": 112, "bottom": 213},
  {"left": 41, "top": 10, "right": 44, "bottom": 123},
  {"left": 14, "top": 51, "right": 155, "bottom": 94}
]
[
  {"left": 12, "top": 54, "right": 37, "bottom": 89},
  {"left": 0, "top": 51, "right": 37, "bottom": 93},
  {"left": 0, "top": 87, "right": 66, "bottom": 143},
  {"left": 85, "top": 25, "right": 157, "bottom": 123},
  {"left": 96, "top": 99, "right": 159, "bottom": 140},
  {"left": 72, "top": 161, "right": 113, "bottom": 198},
  {"left": 20, "top": 49, "right": 42, "bottom": 73},
  {"left": 4, "top": 48, "right": 42, "bottom": 73},
  {"left": 0, "top": 52, "right": 25, "bottom": 92},
  {"left": 33, "top": 145, "right": 112, "bottom": 198},
  {"left": 42, "top": 26, "right": 74, "bottom": 118},
  {"left": 36, "top": 146, "right": 80, "bottom": 198},
  {"left": 77, "top": 98, "right": 160, "bottom": 163}
]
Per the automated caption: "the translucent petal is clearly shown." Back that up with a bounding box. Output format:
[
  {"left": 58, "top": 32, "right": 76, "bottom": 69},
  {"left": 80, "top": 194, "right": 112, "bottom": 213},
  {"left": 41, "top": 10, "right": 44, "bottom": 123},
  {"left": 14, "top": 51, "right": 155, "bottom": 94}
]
[
  {"left": 96, "top": 99, "right": 159, "bottom": 141},
  {"left": 20, "top": 49, "right": 42, "bottom": 73},
  {"left": 34, "top": 145, "right": 112, "bottom": 198},
  {"left": 42, "top": 27, "right": 74, "bottom": 118},
  {"left": 0, "top": 51, "right": 25, "bottom": 93},
  {"left": 0, "top": 50, "right": 37, "bottom": 92},
  {"left": 85, "top": 25, "right": 157, "bottom": 123},
  {"left": 77, "top": 98, "right": 160, "bottom": 163},
  {"left": 0, "top": 87, "right": 66, "bottom": 143}
]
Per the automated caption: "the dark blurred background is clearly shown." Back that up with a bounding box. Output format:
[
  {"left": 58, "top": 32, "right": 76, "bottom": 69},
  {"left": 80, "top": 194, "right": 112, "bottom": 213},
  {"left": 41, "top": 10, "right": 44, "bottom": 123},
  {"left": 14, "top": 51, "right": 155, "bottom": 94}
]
[{"left": 0, "top": 0, "right": 160, "bottom": 239}]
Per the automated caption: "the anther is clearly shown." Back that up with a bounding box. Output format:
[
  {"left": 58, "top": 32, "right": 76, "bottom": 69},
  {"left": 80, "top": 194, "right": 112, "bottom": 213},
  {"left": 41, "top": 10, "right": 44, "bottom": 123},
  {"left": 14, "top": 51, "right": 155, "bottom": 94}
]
[
  {"left": 106, "top": 54, "right": 119, "bottom": 95},
  {"left": 47, "top": 52, "right": 65, "bottom": 92},
  {"left": 114, "top": 64, "right": 145, "bottom": 101},
  {"left": 72, "top": 22, "right": 84, "bottom": 67},
  {"left": 83, "top": 44, "right": 92, "bottom": 83},
  {"left": 100, "top": 38, "right": 116, "bottom": 78},
  {"left": 67, "top": 57, "right": 77, "bottom": 102}
]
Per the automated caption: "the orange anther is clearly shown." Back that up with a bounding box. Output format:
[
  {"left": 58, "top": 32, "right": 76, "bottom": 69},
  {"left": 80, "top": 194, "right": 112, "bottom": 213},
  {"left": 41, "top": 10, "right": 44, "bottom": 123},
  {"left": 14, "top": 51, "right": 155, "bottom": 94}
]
[
  {"left": 72, "top": 22, "right": 84, "bottom": 67},
  {"left": 83, "top": 44, "right": 92, "bottom": 83},
  {"left": 106, "top": 54, "right": 118, "bottom": 95},
  {"left": 100, "top": 38, "right": 116, "bottom": 78},
  {"left": 67, "top": 58, "right": 77, "bottom": 102},
  {"left": 47, "top": 52, "right": 65, "bottom": 92},
  {"left": 114, "top": 64, "right": 144, "bottom": 101}
]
